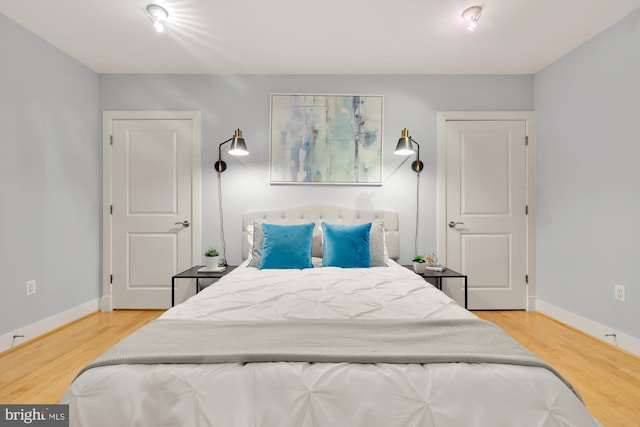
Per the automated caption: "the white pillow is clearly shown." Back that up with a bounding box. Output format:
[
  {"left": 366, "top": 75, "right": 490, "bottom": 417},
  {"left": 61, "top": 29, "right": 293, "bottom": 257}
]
[
  {"left": 369, "top": 221, "right": 388, "bottom": 267},
  {"left": 246, "top": 224, "right": 255, "bottom": 259},
  {"left": 247, "top": 223, "right": 265, "bottom": 268}
]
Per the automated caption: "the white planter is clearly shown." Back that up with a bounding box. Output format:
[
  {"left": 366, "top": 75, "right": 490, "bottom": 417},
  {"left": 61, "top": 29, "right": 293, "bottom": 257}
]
[
  {"left": 413, "top": 262, "right": 426, "bottom": 274},
  {"left": 205, "top": 256, "right": 219, "bottom": 269}
]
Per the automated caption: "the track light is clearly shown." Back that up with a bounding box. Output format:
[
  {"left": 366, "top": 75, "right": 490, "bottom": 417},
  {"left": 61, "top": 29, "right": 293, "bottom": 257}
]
[
  {"left": 146, "top": 4, "right": 169, "bottom": 33},
  {"left": 462, "top": 6, "right": 482, "bottom": 32}
]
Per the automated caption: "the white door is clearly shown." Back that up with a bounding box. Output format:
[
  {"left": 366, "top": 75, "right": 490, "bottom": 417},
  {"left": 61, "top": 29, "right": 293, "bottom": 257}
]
[
  {"left": 444, "top": 120, "right": 528, "bottom": 309},
  {"left": 110, "top": 118, "right": 195, "bottom": 309}
]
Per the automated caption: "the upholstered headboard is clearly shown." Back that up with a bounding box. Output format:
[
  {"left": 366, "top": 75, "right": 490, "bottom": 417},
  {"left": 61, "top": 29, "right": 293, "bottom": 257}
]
[{"left": 242, "top": 204, "right": 399, "bottom": 260}]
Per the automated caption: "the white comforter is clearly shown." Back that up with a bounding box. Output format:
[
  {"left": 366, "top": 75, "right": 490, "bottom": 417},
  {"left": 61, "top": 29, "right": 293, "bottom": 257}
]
[{"left": 62, "top": 261, "right": 599, "bottom": 427}]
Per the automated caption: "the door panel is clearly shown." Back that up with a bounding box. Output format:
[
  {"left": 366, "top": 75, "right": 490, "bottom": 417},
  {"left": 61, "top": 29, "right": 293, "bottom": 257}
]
[
  {"left": 112, "top": 119, "right": 193, "bottom": 309},
  {"left": 463, "top": 234, "right": 510, "bottom": 288},
  {"left": 128, "top": 130, "right": 178, "bottom": 214},
  {"left": 461, "top": 132, "right": 510, "bottom": 215},
  {"left": 128, "top": 233, "right": 176, "bottom": 288},
  {"left": 446, "top": 120, "right": 527, "bottom": 309}
]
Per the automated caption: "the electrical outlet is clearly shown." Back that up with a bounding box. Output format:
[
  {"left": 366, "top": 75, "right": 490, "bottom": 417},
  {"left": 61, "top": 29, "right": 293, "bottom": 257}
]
[
  {"left": 26, "top": 280, "right": 36, "bottom": 296},
  {"left": 614, "top": 284, "right": 625, "bottom": 302}
]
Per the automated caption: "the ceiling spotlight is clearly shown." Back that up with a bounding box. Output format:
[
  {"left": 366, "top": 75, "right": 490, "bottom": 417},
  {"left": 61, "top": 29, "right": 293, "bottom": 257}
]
[
  {"left": 146, "top": 4, "right": 169, "bottom": 33},
  {"left": 461, "top": 5, "right": 482, "bottom": 31}
]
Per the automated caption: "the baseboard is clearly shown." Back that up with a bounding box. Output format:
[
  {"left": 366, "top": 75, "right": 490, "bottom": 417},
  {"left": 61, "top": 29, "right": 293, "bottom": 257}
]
[
  {"left": 100, "top": 295, "right": 112, "bottom": 312},
  {"left": 0, "top": 299, "right": 100, "bottom": 353},
  {"left": 527, "top": 296, "right": 537, "bottom": 312},
  {"left": 536, "top": 299, "right": 640, "bottom": 357}
]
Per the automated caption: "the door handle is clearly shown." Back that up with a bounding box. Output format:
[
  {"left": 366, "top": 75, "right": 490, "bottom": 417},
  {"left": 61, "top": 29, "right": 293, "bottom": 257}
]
[
  {"left": 448, "top": 221, "right": 464, "bottom": 229},
  {"left": 174, "top": 220, "right": 190, "bottom": 228}
]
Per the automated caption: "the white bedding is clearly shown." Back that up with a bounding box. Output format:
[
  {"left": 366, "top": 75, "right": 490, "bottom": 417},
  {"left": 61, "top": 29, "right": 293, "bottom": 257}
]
[{"left": 62, "top": 261, "right": 599, "bottom": 427}]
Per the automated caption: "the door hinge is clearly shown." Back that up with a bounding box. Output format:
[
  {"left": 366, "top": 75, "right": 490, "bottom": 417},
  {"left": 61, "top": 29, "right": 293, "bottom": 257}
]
[
  {"left": 110, "top": 205, "right": 113, "bottom": 215},
  {"left": 525, "top": 136, "right": 529, "bottom": 146},
  {"left": 525, "top": 274, "right": 529, "bottom": 284},
  {"left": 110, "top": 135, "right": 113, "bottom": 145},
  {"left": 110, "top": 274, "right": 113, "bottom": 284},
  {"left": 525, "top": 205, "right": 528, "bottom": 215}
]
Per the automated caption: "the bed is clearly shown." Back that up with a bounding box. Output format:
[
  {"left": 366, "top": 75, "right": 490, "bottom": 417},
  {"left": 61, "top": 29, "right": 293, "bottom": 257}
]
[{"left": 62, "top": 205, "right": 602, "bottom": 427}]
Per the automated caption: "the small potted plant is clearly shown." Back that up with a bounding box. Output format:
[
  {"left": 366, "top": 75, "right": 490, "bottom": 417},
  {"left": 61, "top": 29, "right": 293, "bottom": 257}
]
[
  {"left": 412, "top": 255, "right": 426, "bottom": 274},
  {"left": 204, "top": 247, "right": 219, "bottom": 269}
]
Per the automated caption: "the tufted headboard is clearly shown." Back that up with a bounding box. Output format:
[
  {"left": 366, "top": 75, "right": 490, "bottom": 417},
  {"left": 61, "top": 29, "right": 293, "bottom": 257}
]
[{"left": 242, "top": 204, "right": 399, "bottom": 261}]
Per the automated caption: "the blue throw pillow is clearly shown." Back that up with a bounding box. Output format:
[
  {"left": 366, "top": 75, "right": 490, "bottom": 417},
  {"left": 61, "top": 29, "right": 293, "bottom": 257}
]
[
  {"left": 322, "top": 222, "right": 372, "bottom": 268},
  {"left": 259, "top": 223, "right": 315, "bottom": 270}
]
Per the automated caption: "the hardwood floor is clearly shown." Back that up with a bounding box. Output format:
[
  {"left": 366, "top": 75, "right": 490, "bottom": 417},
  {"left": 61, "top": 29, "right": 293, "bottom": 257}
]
[
  {"left": 1, "top": 310, "right": 638, "bottom": 426},
  {"left": 0, "top": 310, "right": 163, "bottom": 404},
  {"left": 475, "top": 311, "right": 640, "bottom": 427}
]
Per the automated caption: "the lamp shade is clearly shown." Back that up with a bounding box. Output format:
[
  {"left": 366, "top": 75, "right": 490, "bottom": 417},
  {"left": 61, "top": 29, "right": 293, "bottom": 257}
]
[
  {"left": 228, "top": 129, "right": 249, "bottom": 156},
  {"left": 228, "top": 138, "right": 248, "bottom": 156},
  {"left": 394, "top": 128, "right": 415, "bottom": 155}
]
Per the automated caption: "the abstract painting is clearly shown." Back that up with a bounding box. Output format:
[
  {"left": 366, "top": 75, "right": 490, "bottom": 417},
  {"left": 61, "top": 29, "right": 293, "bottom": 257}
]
[{"left": 270, "top": 94, "right": 383, "bottom": 185}]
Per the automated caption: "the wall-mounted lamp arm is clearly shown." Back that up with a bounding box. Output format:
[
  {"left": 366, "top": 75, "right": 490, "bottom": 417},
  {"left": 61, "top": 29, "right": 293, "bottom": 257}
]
[
  {"left": 409, "top": 138, "right": 424, "bottom": 173},
  {"left": 215, "top": 137, "right": 234, "bottom": 173}
]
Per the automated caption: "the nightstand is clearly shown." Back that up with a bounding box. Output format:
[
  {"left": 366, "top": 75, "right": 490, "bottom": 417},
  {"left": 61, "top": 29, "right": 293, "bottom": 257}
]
[
  {"left": 171, "top": 265, "right": 237, "bottom": 307},
  {"left": 404, "top": 266, "right": 468, "bottom": 309}
]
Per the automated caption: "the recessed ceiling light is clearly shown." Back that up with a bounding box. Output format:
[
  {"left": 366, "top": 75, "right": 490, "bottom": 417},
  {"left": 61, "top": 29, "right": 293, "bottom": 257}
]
[
  {"left": 146, "top": 4, "right": 169, "bottom": 33},
  {"left": 461, "top": 6, "right": 482, "bottom": 32}
]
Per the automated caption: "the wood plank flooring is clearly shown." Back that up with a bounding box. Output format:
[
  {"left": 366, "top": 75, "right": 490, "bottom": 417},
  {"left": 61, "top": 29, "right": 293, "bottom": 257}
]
[
  {"left": 475, "top": 311, "right": 640, "bottom": 427},
  {"left": 0, "top": 310, "right": 162, "bottom": 404},
  {"left": 1, "top": 310, "right": 638, "bottom": 426}
]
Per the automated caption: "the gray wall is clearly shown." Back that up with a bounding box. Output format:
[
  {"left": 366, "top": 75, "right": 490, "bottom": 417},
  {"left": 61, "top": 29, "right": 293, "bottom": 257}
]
[
  {"left": 100, "top": 74, "right": 534, "bottom": 266},
  {"left": 535, "top": 9, "right": 640, "bottom": 338},
  {"left": 5, "top": 4, "right": 637, "bottom": 345},
  {"left": 0, "top": 14, "right": 101, "bottom": 335}
]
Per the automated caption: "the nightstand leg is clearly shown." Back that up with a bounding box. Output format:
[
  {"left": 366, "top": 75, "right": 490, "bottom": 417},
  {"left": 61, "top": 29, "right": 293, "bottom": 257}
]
[
  {"left": 464, "top": 277, "right": 468, "bottom": 309},
  {"left": 171, "top": 277, "right": 175, "bottom": 307}
]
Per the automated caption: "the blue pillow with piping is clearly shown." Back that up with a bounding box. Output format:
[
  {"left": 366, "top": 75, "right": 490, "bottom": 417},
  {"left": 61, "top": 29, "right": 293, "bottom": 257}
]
[
  {"left": 322, "top": 222, "right": 372, "bottom": 268},
  {"left": 259, "top": 223, "right": 315, "bottom": 269}
]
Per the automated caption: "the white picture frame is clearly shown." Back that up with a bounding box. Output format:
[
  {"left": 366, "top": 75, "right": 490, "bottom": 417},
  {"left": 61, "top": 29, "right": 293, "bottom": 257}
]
[{"left": 269, "top": 93, "right": 383, "bottom": 185}]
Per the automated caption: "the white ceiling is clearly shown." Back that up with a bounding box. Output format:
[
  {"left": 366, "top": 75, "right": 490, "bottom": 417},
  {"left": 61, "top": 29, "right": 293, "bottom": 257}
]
[{"left": 2, "top": 0, "right": 639, "bottom": 75}]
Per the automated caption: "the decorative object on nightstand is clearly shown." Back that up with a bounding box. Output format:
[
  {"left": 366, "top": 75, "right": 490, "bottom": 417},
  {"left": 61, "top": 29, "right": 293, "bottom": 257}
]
[
  {"left": 215, "top": 129, "right": 249, "bottom": 266},
  {"left": 412, "top": 255, "right": 427, "bottom": 274},
  {"left": 424, "top": 252, "right": 437, "bottom": 266},
  {"left": 424, "top": 252, "right": 446, "bottom": 271},
  {"left": 204, "top": 247, "right": 220, "bottom": 270},
  {"left": 197, "top": 265, "right": 226, "bottom": 273}
]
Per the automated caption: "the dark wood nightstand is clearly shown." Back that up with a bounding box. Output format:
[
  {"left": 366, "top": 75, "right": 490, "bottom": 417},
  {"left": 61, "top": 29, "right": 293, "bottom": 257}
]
[
  {"left": 171, "top": 265, "right": 237, "bottom": 307},
  {"left": 404, "top": 266, "right": 468, "bottom": 309}
]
